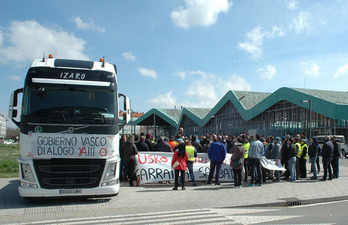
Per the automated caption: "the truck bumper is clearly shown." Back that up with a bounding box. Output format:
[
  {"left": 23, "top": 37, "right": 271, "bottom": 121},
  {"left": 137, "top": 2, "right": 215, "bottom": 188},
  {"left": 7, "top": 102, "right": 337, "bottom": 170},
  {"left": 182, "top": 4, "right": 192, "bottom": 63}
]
[{"left": 18, "top": 182, "right": 120, "bottom": 198}]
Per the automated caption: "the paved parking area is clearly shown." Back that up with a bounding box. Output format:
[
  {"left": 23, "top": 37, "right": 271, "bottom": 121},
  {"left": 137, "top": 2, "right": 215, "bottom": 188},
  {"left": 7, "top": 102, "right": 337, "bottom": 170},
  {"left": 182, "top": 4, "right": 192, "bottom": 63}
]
[{"left": 1, "top": 163, "right": 348, "bottom": 224}]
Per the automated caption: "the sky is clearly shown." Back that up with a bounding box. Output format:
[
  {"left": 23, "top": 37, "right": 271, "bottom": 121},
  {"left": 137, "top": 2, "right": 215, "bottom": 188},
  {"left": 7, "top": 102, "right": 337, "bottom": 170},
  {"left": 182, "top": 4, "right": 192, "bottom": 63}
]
[{"left": 2, "top": 0, "right": 348, "bottom": 125}]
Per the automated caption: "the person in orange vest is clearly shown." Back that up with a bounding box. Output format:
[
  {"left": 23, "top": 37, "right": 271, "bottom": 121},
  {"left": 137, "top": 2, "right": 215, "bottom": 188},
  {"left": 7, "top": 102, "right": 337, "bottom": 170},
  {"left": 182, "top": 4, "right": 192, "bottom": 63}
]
[{"left": 168, "top": 136, "right": 178, "bottom": 151}]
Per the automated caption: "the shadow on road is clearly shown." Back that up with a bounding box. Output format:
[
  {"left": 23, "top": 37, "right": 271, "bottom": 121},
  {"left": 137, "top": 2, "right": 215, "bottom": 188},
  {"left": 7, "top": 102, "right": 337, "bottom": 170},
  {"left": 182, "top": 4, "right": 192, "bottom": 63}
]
[{"left": 0, "top": 179, "right": 111, "bottom": 210}]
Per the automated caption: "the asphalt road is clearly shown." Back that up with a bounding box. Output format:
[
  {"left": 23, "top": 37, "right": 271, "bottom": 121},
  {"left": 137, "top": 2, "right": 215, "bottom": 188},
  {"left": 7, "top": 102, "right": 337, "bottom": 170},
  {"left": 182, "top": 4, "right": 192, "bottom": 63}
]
[
  {"left": 3, "top": 200, "right": 347, "bottom": 225},
  {"left": 1, "top": 157, "right": 347, "bottom": 224},
  {"left": 258, "top": 199, "right": 348, "bottom": 225}
]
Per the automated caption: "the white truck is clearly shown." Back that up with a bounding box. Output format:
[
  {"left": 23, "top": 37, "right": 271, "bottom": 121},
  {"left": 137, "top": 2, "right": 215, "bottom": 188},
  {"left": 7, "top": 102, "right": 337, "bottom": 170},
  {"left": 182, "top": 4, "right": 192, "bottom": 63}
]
[{"left": 9, "top": 56, "right": 130, "bottom": 198}]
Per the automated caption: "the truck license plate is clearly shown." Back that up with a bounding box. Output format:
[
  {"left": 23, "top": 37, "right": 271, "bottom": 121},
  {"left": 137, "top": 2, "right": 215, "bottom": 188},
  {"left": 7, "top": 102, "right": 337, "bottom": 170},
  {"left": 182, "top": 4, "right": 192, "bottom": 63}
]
[{"left": 59, "top": 189, "right": 82, "bottom": 194}]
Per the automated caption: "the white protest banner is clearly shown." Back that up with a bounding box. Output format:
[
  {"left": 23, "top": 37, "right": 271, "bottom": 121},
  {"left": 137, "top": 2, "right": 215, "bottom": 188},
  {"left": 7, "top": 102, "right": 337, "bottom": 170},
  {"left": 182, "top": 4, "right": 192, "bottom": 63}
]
[
  {"left": 260, "top": 156, "right": 286, "bottom": 171},
  {"left": 135, "top": 152, "right": 236, "bottom": 185},
  {"left": 22, "top": 132, "right": 117, "bottom": 159}
]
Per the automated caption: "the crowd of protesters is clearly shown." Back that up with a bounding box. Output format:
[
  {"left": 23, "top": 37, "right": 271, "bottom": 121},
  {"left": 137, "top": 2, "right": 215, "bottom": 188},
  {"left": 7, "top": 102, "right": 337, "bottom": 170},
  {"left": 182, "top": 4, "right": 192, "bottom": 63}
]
[{"left": 119, "top": 128, "right": 344, "bottom": 190}]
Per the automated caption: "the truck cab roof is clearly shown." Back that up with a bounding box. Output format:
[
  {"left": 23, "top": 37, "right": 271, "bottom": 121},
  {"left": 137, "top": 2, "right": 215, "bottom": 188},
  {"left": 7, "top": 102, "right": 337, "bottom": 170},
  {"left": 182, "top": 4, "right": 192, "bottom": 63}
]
[{"left": 31, "top": 58, "right": 117, "bottom": 75}]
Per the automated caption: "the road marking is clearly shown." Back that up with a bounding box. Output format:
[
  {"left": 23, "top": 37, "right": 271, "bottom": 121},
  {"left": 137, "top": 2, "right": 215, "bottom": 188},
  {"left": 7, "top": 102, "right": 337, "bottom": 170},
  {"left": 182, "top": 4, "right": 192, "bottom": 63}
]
[
  {"left": 8, "top": 208, "right": 334, "bottom": 225},
  {"left": 226, "top": 215, "right": 302, "bottom": 224}
]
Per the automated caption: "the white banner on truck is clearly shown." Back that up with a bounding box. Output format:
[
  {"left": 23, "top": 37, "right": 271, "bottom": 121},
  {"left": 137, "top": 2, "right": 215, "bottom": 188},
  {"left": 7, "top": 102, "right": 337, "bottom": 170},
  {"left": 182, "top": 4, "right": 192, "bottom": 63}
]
[{"left": 22, "top": 132, "right": 117, "bottom": 159}]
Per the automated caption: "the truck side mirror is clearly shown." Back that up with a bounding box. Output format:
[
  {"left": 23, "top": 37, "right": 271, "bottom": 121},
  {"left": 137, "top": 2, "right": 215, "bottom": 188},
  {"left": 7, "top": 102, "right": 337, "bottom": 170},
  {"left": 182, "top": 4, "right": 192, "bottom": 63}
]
[
  {"left": 118, "top": 93, "right": 131, "bottom": 125},
  {"left": 9, "top": 88, "right": 23, "bottom": 127}
]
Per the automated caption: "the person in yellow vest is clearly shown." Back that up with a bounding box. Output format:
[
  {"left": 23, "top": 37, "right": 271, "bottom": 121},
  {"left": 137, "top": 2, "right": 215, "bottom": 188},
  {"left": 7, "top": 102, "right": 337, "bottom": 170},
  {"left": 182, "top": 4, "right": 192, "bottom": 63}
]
[
  {"left": 299, "top": 139, "right": 308, "bottom": 178},
  {"left": 241, "top": 134, "right": 250, "bottom": 182},
  {"left": 294, "top": 137, "right": 301, "bottom": 180},
  {"left": 185, "top": 139, "right": 198, "bottom": 186}
]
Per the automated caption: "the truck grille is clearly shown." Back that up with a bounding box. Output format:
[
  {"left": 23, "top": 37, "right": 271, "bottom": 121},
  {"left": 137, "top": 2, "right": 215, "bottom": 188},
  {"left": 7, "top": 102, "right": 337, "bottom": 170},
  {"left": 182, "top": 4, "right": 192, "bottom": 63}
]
[{"left": 33, "top": 159, "right": 105, "bottom": 189}]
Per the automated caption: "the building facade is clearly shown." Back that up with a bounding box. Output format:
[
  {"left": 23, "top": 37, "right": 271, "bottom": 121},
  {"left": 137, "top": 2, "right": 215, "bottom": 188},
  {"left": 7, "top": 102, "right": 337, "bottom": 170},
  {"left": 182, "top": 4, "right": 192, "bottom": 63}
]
[
  {"left": 0, "top": 114, "right": 7, "bottom": 141},
  {"left": 134, "top": 88, "right": 348, "bottom": 140},
  {"left": 119, "top": 111, "right": 146, "bottom": 135}
]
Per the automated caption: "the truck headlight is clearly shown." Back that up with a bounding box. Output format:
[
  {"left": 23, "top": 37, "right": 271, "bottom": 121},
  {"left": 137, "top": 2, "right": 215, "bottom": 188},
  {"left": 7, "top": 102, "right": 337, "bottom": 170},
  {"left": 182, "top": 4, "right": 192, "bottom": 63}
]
[
  {"left": 103, "top": 162, "right": 117, "bottom": 181},
  {"left": 21, "top": 163, "right": 35, "bottom": 183}
]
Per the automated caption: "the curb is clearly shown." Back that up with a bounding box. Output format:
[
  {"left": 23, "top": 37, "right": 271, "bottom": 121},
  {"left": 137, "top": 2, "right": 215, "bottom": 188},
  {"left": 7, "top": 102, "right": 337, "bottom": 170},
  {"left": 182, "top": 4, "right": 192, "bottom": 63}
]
[{"left": 223, "top": 195, "right": 348, "bottom": 208}]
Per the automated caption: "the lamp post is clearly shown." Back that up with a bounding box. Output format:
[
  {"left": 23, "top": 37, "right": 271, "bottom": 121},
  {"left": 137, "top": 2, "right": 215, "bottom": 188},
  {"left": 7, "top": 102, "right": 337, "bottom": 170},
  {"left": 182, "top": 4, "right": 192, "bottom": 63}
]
[
  {"left": 301, "top": 100, "right": 312, "bottom": 140},
  {"left": 211, "top": 116, "right": 217, "bottom": 134},
  {"left": 281, "top": 117, "right": 287, "bottom": 138},
  {"left": 131, "top": 110, "right": 134, "bottom": 135},
  {"left": 153, "top": 114, "right": 156, "bottom": 140}
]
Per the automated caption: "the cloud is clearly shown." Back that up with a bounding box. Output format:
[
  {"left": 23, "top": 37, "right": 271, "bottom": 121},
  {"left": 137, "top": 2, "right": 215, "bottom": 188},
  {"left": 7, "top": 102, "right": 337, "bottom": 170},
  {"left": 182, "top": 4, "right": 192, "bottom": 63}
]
[
  {"left": 301, "top": 62, "right": 319, "bottom": 77},
  {"left": 148, "top": 71, "right": 251, "bottom": 109},
  {"left": 334, "top": 64, "right": 348, "bottom": 78},
  {"left": 122, "top": 51, "right": 136, "bottom": 62},
  {"left": 285, "top": 0, "right": 297, "bottom": 10},
  {"left": 173, "top": 71, "right": 187, "bottom": 79},
  {"left": 170, "top": 0, "right": 232, "bottom": 29},
  {"left": 186, "top": 77, "right": 218, "bottom": 103},
  {"left": 185, "top": 71, "right": 251, "bottom": 107},
  {"left": 0, "top": 20, "right": 88, "bottom": 62},
  {"left": 73, "top": 16, "right": 105, "bottom": 32},
  {"left": 7, "top": 75, "right": 22, "bottom": 81},
  {"left": 237, "top": 26, "right": 285, "bottom": 58},
  {"left": 291, "top": 11, "right": 311, "bottom": 33},
  {"left": 0, "top": 30, "right": 3, "bottom": 47},
  {"left": 257, "top": 65, "right": 277, "bottom": 80},
  {"left": 220, "top": 74, "right": 252, "bottom": 92},
  {"left": 147, "top": 91, "right": 177, "bottom": 108},
  {"left": 138, "top": 67, "right": 157, "bottom": 79}
]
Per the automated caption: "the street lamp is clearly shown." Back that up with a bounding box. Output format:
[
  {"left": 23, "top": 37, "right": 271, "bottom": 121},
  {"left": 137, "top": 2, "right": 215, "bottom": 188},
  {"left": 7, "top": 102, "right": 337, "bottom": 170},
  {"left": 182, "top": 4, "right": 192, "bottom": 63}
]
[
  {"left": 301, "top": 100, "right": 312, "bottom": 140},
  {"left": 211, "top": 116, "right": 217, "bottom": 134},
  {"left": 131, "top": 110, "right": 134, "bottom": 135},
  {"left": 281, "top": 117, "right": 287, "bottom": 138}
]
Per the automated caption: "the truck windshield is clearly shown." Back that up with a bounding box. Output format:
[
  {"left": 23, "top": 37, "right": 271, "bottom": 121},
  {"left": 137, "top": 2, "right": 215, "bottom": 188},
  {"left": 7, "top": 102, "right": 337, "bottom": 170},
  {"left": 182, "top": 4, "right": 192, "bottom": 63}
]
[{"left": 23, "top": 86, "right": 117, "bottom": 122}]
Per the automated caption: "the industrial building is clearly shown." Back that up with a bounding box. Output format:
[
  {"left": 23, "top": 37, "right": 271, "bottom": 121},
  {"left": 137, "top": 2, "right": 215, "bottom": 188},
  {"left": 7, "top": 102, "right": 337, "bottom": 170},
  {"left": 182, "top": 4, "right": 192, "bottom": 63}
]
[
  {"left": 134, "top": 87, "right": 348, "bottom": 140},
  {"left": 0, "top": 114, "right": 6, "bottom": 141}
]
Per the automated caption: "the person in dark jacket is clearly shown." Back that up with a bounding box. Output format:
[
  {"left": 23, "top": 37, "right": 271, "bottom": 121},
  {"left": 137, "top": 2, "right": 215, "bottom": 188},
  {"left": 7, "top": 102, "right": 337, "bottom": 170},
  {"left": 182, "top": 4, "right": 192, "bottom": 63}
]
[
  {"left": 201, "top": 133, "right": 210, "bottom": 147},
  {"left": 136, "top": 136, "right": 149, "bottom": 151},
  {"left": 191, "top": 135, "right": 202, "bottom": 153},
  {"left": 119, "top": 134, "right": 128, "bottom": 182},
  {"left": 145, "top": 133, "right": 154, "bottom": 151},
  {"left": 320, "top": 136, "right": 334, "bottom": 181},
  {"left": 230, "top": 137, "right": 245, "bottom": 188},
  {"left": 308, "top": 137, "right": 319, "bottom": 179},
  {"left": 171, "top": 143, "right": 188, "bottom": 190},
  {"left": 120, "top": 135, "right": 139, "bottom": 186},
  {"left": 156, "top": 137, "right": 173, "bottom": 152},
  {"left": 201, "top": 139, "right": 211, "bottom": 153},
  {"left": 331, "top": 136, "right": 342, "bottom": 179},
  {"left": 287, "top": 138, "right": 297, "bottom": 182},
  {"left": 226, "top": 135, "right": 234, "bottom": 152},
  {"left": 207, "top": 135, "right": 227, "bottom": 185},
  {"left": 316, "top": 142, "right": 322, "bottom": 173},
  {"left": 270, "top": 137, "right": 281, "bottom": 182},
  {"left": 281, "top": 135, "right": 290, "bottom": 180}
]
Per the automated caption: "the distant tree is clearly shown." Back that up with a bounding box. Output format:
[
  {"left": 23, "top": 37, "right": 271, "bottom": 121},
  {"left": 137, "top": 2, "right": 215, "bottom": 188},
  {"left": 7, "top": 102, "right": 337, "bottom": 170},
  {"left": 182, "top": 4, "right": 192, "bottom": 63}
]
[{"left": 6, "top": 127, "right": 20, "bottom": 141}]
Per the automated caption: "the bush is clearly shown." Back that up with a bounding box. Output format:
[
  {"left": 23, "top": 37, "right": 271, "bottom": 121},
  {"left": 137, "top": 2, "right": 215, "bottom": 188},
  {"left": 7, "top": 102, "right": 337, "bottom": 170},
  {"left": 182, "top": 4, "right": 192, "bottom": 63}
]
[{"left": 0, "top": 144, "right": 20, "bottom": 178}]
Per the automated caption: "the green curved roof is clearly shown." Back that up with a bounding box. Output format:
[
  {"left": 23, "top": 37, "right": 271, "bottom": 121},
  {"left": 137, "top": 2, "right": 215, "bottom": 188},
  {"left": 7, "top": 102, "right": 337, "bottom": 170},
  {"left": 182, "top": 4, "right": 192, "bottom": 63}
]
[
  {"left": 133, "top": 108, "right": 182, "bottom": 127},
  {"left": 134, "top": 87, "right": 348, "bottom": 129}
]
